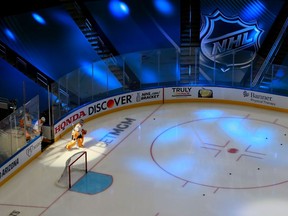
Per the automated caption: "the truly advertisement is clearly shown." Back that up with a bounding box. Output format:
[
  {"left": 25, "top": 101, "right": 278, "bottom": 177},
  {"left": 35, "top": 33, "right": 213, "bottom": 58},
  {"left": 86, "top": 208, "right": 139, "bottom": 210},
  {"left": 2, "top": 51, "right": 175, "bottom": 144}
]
[
  {"left": 166, "top": 87, "right": 216, "bottom": 99},
  {"left": 171, "top": 87, "right": 192, "bottom": 97},
  {"left": 172, "top": 87, "right": 192, "bottom": 97},
  {"left": 164, "top": 87, "right": 197, "bottom": 99},
  {"left": 165, "top": 87, "right": 216, "bottom": 99}
]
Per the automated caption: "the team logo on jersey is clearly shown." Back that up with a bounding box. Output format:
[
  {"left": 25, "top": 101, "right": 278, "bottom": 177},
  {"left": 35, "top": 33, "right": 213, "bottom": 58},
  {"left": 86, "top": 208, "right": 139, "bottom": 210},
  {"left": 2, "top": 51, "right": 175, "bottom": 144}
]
[{"left": 201, "top": 10, "right": 263, "bottom": 71}]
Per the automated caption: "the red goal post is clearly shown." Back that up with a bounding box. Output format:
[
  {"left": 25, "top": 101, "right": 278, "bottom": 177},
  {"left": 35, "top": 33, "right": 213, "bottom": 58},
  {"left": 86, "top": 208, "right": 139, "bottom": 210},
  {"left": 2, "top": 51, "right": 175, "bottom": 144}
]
[{"left": 57, "top": 151, "right": 88, "bottom": 188}]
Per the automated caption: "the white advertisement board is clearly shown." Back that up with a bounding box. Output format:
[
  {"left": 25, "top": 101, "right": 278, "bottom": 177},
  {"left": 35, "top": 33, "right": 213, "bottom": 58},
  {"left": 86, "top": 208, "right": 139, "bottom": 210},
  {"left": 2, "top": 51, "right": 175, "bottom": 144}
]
[
  {"left": 54, "top": 88, "right": 163, "bottom": 138},
  {"left": 164, "top": 86, "right": 288, "bottom": 109},
  {"left": 54, "top": 87, "right": 288, "bottom": 139},
  {"left": 0, "top": 137, "right": 42, "bottom": 184}
]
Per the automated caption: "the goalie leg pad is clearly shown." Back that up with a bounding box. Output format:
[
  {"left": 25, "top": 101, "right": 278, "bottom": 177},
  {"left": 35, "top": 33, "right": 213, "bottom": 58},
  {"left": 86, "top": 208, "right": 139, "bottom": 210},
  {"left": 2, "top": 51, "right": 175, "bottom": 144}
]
[
  {"left": 66, "top": 140, "right": 76, "bottom": 150},
  {"left": 77, "top": 137, "right": 84, "bottom": 148}
]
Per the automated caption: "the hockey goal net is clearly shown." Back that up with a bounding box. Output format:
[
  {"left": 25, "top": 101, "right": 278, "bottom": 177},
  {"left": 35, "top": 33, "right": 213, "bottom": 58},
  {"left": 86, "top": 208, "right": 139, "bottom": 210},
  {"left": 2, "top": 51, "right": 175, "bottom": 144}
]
[{"left": 56, "top": 151, "right": 87, "bottom": 188}]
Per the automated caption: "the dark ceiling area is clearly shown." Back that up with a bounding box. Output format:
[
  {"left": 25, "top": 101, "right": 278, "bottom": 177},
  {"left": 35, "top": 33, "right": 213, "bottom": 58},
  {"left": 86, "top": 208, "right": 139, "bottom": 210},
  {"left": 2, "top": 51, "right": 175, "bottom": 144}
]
[
  {"left": 0, "top": 0, "right": 287, "bottom": 115},
  {"left": 0, "top": 0, "right": 62, "bottom": 18},
  {"left": 0, "top": 0, "right": 181, "bottom": 80}
]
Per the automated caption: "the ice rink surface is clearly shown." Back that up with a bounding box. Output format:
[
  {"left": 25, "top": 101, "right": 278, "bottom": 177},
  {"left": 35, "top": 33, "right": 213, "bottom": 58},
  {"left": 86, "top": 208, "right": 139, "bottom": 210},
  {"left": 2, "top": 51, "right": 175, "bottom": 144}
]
[{"left": 1, "top": 103, "right": 288, "bottom": 216}]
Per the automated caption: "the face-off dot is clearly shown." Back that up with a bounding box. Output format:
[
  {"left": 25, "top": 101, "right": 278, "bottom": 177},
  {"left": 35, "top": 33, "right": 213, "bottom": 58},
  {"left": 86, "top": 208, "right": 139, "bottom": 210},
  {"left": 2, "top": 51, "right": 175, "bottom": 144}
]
[{"left": 227, "top": 148, "right": 239, "bottom": 153}]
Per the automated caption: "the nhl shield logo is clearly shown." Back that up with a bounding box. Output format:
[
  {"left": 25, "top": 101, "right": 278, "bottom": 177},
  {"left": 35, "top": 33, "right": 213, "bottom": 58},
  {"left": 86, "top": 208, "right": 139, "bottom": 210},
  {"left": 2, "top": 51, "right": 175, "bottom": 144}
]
[{"left": 200, "top": 10, "right": 263, "bottom": 69}]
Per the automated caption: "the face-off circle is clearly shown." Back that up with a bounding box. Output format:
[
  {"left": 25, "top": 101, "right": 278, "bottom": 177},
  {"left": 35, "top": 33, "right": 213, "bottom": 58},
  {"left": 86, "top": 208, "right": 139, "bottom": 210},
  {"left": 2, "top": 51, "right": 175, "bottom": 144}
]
[{"left": 151, "top": 117, "right": 288, "bottom": 190}]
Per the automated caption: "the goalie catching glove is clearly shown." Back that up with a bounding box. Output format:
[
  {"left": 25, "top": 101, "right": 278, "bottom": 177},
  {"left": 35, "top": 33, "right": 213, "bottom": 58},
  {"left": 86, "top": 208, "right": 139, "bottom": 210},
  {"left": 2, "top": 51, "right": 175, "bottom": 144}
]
[{"left": 82, "top": 129, "right": 87, "bottom": 135}]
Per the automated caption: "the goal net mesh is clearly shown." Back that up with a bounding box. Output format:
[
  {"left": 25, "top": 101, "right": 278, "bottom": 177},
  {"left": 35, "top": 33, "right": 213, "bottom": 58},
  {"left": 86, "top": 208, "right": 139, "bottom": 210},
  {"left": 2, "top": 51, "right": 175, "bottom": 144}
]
[{"left": 56, "top": 151, "right": 87, "bottom": 188}]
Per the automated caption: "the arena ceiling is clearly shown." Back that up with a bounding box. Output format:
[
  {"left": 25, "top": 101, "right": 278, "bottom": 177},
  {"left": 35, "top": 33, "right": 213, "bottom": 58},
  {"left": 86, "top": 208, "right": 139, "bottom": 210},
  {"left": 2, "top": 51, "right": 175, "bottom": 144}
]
[{"left": 0, "top": 0, "right": 287, "bottom": 110}]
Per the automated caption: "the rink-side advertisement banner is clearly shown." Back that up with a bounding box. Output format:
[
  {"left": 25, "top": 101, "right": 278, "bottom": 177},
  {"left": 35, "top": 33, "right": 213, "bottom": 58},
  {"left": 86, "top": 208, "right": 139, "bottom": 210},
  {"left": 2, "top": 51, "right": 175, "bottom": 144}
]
[
  {"left": 164, "top": 87, "right": 288, "bottom": 108},
  {"left": 54, "top": 87, "right": 288, "bottom": 137},
  {"left": 0, "top": 137, "right": 42, "bottom": 183},
  {"left": 54, "top": 88, "right": 163, "bottom": 136}
]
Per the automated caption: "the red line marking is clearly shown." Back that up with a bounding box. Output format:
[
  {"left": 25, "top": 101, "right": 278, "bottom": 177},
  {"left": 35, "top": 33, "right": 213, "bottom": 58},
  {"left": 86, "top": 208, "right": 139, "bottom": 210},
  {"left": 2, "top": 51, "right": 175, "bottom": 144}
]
[
  {"left": 201, "top": 147, "right": 222, "bottom": 157},
  {"left": 245, "top": 145, "right": 266, "bottom": 155},
  {"left": 0, "top": 203, "right": 46, "bottom": 208},
  {"left": 182, "top": 181, "right": 188, "bottom": 187},
  {"left": 214, "top": 188, "right": 220, "bottom": 193},
  {"left": 236, "top": 154, "right": 263, "bottom": 161},
  {"left": 203, "top": 140, "right": 230, "bottom": 148}
]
